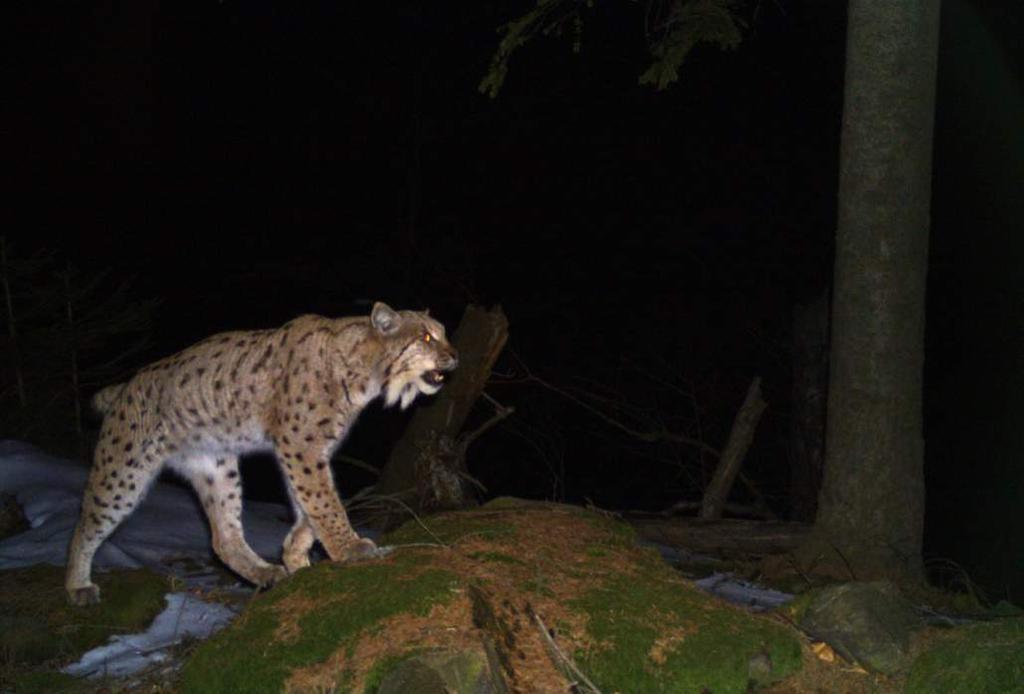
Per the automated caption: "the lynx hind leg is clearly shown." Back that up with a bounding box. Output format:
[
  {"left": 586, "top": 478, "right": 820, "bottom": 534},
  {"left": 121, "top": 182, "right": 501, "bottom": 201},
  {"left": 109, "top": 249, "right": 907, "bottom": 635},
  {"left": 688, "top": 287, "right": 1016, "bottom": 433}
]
[
  {"left": 66, "top": 436, "right": 165, "bottom": 605},
  {"left": 66, "top": 523, "right": 103, "bottom": 606},
  {"left": 177, "top": 455, "right": 287, "bottom": 588}
]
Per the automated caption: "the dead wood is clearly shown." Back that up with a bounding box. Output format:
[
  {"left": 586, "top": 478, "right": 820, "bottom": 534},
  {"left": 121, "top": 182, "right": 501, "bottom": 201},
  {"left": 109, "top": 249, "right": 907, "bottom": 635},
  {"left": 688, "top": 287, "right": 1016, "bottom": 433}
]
[
  {"left": 627, "top": 515, "right": 812, "bottom": 559},
  {"left": 374, "top": 304, "right": 509, "bottom": 514},
  {"left": 517, "top": 368, "right": 774, "bottom": 519},
  {"left": 699, "top": 376, "right": 767, "bottom": 520}
]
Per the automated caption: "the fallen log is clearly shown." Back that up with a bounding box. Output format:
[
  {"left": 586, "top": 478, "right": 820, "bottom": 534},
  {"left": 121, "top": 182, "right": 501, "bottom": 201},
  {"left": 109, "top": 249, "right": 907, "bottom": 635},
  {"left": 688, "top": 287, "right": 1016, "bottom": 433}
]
[{"left": 626, "top": 515, "right": 812, "bottom": 559}]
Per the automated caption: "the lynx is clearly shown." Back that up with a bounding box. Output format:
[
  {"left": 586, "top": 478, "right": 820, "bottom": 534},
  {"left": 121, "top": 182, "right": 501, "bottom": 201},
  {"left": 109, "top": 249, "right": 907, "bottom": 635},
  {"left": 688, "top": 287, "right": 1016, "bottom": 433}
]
[{"left": 66, "top": 302, "right": 457, "bottom": 605}]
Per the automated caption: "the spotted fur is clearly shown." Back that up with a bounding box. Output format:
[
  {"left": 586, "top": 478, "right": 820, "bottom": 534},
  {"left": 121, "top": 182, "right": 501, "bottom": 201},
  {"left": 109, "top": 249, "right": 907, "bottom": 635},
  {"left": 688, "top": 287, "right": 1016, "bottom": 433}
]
[{"left": 65, "top": 302, "right": 457, "bottom": 605}]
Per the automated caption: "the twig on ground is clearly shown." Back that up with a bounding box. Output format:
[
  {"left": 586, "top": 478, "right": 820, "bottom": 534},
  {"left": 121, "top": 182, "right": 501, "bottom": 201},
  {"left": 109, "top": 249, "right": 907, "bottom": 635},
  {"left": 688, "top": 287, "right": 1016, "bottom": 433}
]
[{"left": 529, "top": 606, "right": 603, "bottom": 694}]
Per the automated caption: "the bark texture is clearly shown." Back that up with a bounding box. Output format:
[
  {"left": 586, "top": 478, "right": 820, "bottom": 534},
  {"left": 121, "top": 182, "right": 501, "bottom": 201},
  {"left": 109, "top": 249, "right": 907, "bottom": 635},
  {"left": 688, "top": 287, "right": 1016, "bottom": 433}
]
[
  {"left": 800, "top": 0, "right": 940, "bottom": 582},
  {"left": 789, "top": 291, "right": 829, "bottom": 522}
]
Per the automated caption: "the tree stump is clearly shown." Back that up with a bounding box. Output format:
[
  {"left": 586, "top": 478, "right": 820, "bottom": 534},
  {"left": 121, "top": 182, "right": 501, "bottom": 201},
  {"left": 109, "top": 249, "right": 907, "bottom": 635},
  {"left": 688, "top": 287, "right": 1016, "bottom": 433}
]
[{"left": 374, "top": 304, "right": 509, "bottom": 518}]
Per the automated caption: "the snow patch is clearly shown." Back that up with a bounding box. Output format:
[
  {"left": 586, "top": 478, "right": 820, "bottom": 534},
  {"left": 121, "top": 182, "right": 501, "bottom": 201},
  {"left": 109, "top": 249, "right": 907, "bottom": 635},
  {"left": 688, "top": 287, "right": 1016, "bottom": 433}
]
[
  {"left": 62, "top": 592, "right": 237, "bottom": 678},
  {"left": 695, "top": 572, "right": 794, "bottom": 611}
]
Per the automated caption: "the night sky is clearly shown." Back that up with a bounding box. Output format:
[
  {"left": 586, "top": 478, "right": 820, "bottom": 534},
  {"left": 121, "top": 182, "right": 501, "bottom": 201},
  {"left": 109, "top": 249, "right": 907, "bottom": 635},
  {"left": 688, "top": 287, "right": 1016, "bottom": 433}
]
[{"left": 5, "top": 1, "right": 1024, "bottom": 600}]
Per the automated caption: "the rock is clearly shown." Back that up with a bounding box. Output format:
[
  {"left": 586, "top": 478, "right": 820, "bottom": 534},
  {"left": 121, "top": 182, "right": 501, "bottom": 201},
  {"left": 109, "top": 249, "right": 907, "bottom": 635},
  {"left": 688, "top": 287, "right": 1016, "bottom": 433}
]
[
  {"left": 746, "top": 651, "right": 775, "bottom": 685},
  {"left": 376, "top": 646, "right": 509, "bottom": 694},
  {"left": 905, "top": 616, "right": 1024, "bottom": 692},
  {"left": 799, "top": 581, "right": 921, "bottom": 674}
]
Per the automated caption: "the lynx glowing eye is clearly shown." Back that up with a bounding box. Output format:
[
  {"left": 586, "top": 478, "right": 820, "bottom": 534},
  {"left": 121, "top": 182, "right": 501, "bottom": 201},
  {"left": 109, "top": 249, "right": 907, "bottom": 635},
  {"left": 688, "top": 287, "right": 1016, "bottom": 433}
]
[{"left": 423, "top": 332, "right": 432, "bottom": 343}]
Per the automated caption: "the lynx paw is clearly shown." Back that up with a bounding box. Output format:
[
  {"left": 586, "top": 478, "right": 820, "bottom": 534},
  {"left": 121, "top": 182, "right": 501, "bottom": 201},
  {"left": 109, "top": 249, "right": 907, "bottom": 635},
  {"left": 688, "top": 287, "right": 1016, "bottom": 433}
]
[
  {"left": 341, "top": 537, "right": 379, "bottom": 562},
  {"left": 283, "top": 550, "right": 312, "bottom": 574},
  {"left": 253, "top": 564, "right": 289, "bottom": 587}
]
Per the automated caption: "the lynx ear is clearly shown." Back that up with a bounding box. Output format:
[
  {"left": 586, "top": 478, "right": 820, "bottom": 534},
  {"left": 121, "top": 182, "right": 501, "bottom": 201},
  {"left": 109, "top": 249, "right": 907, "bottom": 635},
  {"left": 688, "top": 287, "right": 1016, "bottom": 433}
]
[{"left": 371, "top": 302, "right": 401, "bottom": 335}]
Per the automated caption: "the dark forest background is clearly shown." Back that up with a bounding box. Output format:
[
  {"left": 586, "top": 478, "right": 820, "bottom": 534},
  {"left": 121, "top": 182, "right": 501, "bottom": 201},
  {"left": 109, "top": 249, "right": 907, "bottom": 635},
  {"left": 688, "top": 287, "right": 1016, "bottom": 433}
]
[{"left": 2, "top": 0, "right": 1022, "bottom": 600}]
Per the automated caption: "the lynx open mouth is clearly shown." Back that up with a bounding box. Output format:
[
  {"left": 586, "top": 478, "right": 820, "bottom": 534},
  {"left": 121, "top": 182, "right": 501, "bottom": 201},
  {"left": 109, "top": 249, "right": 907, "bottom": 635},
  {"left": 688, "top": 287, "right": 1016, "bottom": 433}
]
[{"left": 423, "top": 370, "right": 446, "bottom": 387}]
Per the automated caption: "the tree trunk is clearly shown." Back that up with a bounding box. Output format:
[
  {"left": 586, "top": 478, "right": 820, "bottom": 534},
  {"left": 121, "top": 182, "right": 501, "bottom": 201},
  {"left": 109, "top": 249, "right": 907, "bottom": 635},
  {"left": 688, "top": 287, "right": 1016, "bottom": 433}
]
[
  {"left": 375, "top": 304, "right": 509, "bottom": 511},
  {"left": 789, "top": 290, "right": 829, "bottom": 522},
  {"left": 797, "top": 0, "right": 940, "bottom": 582}
]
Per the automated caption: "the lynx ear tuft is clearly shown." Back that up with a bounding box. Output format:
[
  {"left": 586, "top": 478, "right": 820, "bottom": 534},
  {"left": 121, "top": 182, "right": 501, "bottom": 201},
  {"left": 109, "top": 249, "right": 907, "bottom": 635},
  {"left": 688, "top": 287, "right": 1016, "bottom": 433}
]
[{"left": 371, "top": 302, "right": 400, "bottom": 335}]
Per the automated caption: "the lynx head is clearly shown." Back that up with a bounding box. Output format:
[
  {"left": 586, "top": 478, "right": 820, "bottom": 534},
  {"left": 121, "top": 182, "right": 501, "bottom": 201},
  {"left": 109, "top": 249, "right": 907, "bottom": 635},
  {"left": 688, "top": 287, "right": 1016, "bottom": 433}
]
[{"left": 371, "top": 302, "right": 458, "bottom": 410}]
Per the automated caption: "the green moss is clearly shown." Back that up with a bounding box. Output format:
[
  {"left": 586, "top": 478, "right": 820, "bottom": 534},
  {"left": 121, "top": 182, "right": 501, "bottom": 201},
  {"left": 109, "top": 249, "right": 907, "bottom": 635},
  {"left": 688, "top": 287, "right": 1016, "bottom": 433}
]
[
  {"left": 180, "top": 502, "right": 805, "bottom": 693},
  {"left": 337, "top": 666, "right": 356, "bottom": 692},
  {"left": 0, "top": 565, "right": 169, "bottom": 666},
  {"left": 906, "top": 617, "right": 1024, "bottom": 693},
  {"left": 579, "top": 512, "right": 637, "bottom": 547},
  {"left": 362, "top": 651, "right": 420, "bottom": 694},
  {"left": 479, "top": 496, "right": 637, "bottom": 544},
  {"left": 479, "top": 496, "right": 531, "bottom": 510},
  {"left": 4, "top": 669, "right": 90, "bottom": 693},
  {"left": 467, "top": 551, "right": 524, "bottom": 566},
  {"left": 476, "top": 498, "right": 636, "bottom": 552},
  {"left": 779, "top": 588, "right": 817, "bottom": 624},
  {"left": 382, "top": 512, "right": 515, "bottom": 546},
  {"left": 179, "top": 553, "right": 459, "bottom": 694},
  {"left": 572, "top": 571, "right": 801, "bottom": 693},
  {"left": 520, "top": 576, "right": 556, "bottom": 598},
  {"left": 633, "top": 544, "right": 677, "bottom": 571}
]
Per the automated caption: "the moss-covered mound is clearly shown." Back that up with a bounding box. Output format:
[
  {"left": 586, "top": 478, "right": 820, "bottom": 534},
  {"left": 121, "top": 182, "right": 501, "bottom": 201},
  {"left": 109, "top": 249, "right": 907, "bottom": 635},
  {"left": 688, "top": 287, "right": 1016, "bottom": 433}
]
[
  {"left": 906, "top": 617, "right": 1024, "bottom": 693},
  {"left": 180, "top": 553, "right": 461, "bottom": 693},
  {"left": 0, "top": 564, "right": 168, "bottom": 692},
  {"left": 0, "top": 565, "right": 169, "bottom": 666},
  {"left": 182, "top": 497, "right": 803, "bottom": 693}
]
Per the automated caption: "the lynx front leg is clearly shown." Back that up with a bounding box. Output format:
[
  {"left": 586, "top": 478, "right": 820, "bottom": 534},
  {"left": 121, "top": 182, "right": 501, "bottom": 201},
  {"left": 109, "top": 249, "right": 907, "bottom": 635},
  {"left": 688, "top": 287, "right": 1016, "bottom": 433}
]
[
  {"left": 282, "top": 513, "right": 376, "bottom": 570},
  {"left": 177, "top": 454, "right": 288, "bottom": 588},
  {"left": 281, "top": 495, "right": 315, "bottom": 573},
  {"left": 274, "top": 418, "right": 376, "bottom": 564},
  {"left": 282, "top": 467, "right": 377, "bottom": 562}
]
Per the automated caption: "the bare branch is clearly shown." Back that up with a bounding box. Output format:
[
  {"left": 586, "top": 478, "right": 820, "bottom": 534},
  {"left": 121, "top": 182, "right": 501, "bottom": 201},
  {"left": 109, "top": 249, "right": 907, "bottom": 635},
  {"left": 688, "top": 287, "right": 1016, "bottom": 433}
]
[
  {"left": 525, "top": 370, "right": 721, "bottom": 458},
  {"left": 458, "top": 399, "right": 515, "bottom": 452}
]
